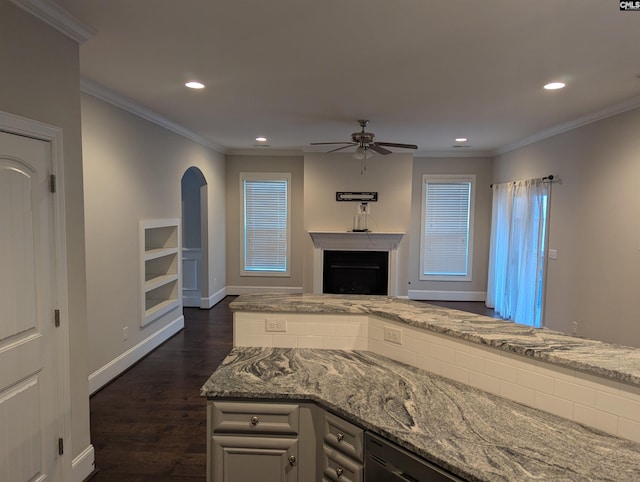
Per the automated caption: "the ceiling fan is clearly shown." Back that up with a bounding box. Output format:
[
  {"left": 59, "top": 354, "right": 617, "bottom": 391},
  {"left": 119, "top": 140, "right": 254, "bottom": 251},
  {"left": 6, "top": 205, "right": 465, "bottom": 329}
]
[{"left": 311, "top": 119, "right": 418, "bottom": 158}]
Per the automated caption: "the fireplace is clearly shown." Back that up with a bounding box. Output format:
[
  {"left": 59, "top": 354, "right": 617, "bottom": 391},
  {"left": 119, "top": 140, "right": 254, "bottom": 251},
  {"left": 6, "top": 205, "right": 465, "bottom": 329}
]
[
  {"left": 309, "top": 231, "right": 404, "bottom": 296},
  {"left": 323, "top": 250, "right": 389, "bottom": 295}
]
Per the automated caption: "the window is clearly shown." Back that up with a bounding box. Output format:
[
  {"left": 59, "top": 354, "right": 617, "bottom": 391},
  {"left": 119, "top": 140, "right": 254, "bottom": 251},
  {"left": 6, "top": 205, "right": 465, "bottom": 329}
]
[
  {"left": 241, "top": 173, "right": 290, "bottom": 276},
  {"left": 420, "top": 174, "right": 475, "bottom": 281}
]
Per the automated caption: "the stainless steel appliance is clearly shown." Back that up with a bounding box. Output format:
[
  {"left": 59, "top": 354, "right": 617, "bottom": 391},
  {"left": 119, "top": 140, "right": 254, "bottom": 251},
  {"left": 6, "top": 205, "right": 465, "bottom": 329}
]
[{"left": 365, "top": 432, "right": 463, "bottom": 481}]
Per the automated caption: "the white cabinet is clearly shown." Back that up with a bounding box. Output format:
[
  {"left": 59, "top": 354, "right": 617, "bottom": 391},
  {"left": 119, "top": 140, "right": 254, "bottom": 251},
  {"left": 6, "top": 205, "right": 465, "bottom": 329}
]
[
  {"left": 207, "top": 400, "right": 370, "bottom": 482},
  {"left": 209, "top": 402, "right": 300, "bottom": 482},
  {"left": 140, "top": 219, "right": 181, "bottom": 327},
  {"left": 321, "top": 412, "right": 364, "bottom": 482}
]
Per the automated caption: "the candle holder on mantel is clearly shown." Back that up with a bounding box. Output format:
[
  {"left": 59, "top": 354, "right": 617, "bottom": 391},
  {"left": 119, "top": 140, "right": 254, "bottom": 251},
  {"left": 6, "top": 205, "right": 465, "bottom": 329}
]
[{"left": 352, "top": 202, "right": 370, "bottom": 232}]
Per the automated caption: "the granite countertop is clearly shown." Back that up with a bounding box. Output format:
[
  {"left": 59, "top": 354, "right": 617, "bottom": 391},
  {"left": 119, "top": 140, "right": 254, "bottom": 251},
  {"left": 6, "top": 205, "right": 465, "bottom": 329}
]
[
  {"left": 230, "top": 293, "right": 640, "bottom": 386},
  {"left": 202, "top": 347, "right": 640, "bottom": 482}
]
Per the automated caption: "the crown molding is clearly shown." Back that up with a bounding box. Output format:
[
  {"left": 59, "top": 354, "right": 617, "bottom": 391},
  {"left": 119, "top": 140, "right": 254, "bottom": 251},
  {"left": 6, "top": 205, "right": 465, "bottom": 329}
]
[
  {"left": 496, "top": 95, "right": 640, "bottom": 156},
  {"left": 413, "top": 150, "right": 493, "bottom": 158},
  {"left": 10, "top": 0, "right": 95, "bottom": 43},
  {"left": 227, "top": 148, "right": 304, "bottom": 157},
  {"left": 80, "top": 78, "right": 227, "bottom": 154}
]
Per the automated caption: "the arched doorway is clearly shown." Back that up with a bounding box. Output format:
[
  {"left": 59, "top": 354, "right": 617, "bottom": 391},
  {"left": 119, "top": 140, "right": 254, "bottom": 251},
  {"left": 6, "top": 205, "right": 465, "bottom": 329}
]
[{"left": 181, "top": 167, "right": 208, "bottom": 308}]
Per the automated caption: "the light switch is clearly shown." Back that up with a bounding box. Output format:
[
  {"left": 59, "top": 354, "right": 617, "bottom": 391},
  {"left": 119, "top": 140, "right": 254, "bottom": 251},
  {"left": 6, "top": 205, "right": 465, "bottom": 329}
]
[{"left": 548, "top": 249, "right": 558, "bottom": 260}]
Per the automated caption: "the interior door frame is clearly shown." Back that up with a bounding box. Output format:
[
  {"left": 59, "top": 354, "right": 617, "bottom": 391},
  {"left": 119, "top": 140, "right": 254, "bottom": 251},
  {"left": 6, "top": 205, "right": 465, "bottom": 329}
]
[{"left": 0, "top": 110, "right": 72, "bottom": 480}]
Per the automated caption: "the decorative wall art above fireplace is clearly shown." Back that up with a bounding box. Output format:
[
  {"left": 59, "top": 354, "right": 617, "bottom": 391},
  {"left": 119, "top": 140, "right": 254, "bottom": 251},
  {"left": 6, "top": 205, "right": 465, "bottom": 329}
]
[{"left": 335, "top": 191, "right": 378, "bottom": 202}]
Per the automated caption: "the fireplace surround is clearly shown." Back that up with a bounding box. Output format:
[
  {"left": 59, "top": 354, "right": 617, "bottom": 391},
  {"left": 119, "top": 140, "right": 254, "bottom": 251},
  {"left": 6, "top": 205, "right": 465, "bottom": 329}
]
[{"left": 309, "top": 231, "right": 404, "bottom": 296}]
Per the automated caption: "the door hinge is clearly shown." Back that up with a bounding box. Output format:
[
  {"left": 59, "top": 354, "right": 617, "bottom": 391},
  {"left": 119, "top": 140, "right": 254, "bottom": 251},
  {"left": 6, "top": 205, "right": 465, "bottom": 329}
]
[
  {"left": 54, "top": 309, "right": 60, "bottom": 327},
  {"left": 50, "top": 174, "right": 56, "bottom": 193},
  {"left": 58, "top": 437, "right": 64, "bottom": 455}
]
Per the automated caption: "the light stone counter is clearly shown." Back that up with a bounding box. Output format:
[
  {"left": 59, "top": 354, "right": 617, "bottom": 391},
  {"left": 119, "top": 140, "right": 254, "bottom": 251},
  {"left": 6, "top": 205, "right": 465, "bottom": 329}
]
[
  {"left": 229, "top": 293, "right": 640, "bottom": 386},
  {"left": 202, "top": 347, "right": 640, "bottom": 481}
]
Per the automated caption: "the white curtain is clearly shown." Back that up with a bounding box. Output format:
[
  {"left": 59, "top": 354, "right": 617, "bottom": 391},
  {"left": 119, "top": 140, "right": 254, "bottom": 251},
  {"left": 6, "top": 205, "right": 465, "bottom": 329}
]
[{"left": 486, "top": 179, "right": 549, "bottom": 327}]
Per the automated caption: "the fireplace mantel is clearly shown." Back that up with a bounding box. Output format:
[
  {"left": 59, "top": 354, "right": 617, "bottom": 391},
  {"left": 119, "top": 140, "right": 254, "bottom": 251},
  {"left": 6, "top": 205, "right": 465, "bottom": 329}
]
[
  {"left": 309, "top": 231, "right": 404, "bottom": 295},
  {"left": 309, "top": 231, "right": 404, "bottom": 250}
]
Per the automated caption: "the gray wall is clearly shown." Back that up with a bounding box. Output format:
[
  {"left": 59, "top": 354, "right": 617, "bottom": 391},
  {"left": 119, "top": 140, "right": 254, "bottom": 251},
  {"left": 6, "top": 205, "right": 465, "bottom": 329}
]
[
  {"left": 0, "top": 0, "right": 91, "bottom": 461},
  {"left": 81, "top": 93, "right": 226, "bottom": 373},
  {"left": 225, "top": 154, "right": 305, "bottom": 292},
  {"left": 494, "top": 107, "right": 640, "bottom": 348}
]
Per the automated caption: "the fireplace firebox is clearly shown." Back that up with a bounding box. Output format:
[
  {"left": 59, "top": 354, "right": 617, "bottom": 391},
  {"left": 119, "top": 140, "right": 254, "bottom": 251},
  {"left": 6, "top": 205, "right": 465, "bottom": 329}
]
[{"left": 323, "top": 250, "right": 388, "bottom": 295}]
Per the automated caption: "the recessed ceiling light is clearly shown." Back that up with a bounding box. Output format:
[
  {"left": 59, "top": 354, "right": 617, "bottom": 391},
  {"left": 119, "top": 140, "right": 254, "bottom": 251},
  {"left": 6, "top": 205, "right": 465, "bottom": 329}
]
[
  {"left": 455, "top": 137, "right": 468, "bottom": 143},
  {"left": 185, "top": 81, "right": 205, "bottom": 89},
  {"left": 255, "top": 137, "right": 267, "bottom": 142},
  {"left": 543, "top": 82, "right": 566, "bottom": 90}
]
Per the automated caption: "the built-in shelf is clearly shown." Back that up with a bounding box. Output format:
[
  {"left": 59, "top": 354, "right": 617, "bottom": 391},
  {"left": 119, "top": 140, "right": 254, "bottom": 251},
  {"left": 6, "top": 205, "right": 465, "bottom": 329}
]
[{"left": 140, "top": 219, "right": 181, "bottom": 327}]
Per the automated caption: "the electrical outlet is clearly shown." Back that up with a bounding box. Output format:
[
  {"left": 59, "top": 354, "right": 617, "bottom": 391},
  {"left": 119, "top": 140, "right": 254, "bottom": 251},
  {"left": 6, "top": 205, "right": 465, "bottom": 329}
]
[
  {"left": 123, "top": 326, "right": 128, "bottom": 341},
  {"left": 383, "top": 326, "right": 403, "bottom": 345},
  {"left": 265, "top": 319, "right": 287, "bottom": 332},
  {"left": 571, "top": 321, "right": 578, "bottom": 336}
]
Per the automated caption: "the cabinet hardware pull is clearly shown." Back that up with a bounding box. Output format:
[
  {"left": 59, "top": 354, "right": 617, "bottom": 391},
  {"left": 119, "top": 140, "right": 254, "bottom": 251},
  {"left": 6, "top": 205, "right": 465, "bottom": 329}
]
[
  {"left": 336, "top": 433, "right": 344, "bottom": 442},
  {"left": 288, "top": 455, "right": 296, "bottom": 466},
  {"left": 336, "top": 467, "right": 344, "bottom": 477},
  {"left": 250, "top": 416, "right": 259, "bottom": 425}
]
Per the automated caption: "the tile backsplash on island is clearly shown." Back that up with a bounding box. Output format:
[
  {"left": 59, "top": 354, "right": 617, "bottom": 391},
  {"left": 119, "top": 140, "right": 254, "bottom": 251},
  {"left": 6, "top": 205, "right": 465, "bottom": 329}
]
[{"left": 234, "top": 310, "right": 640, "bottom": 444}]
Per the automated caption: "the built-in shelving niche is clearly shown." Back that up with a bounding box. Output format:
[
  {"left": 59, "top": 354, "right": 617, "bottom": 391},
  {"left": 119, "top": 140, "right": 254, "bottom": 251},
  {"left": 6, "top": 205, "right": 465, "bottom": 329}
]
[{"left": 140, "top": 219, "right": 182, "bottom": 327}]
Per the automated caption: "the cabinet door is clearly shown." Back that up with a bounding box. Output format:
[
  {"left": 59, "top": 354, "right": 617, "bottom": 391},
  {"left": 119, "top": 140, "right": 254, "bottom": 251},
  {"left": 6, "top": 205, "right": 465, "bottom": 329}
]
[{"left": 212, "top": 435, "right": 298, "bottom": 482}]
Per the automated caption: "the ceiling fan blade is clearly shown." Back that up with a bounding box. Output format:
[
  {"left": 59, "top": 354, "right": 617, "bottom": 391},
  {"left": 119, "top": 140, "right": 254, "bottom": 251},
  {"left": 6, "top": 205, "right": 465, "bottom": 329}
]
[
  {"left": 369, "top": 144, "right": 392, "bottom": 155},
  {"left": 375, "top": 142, "right": 418, "bottom": 150},
  {"left": 328, "top": 144, "right": 356, "bottom": 153},
  {"left": 310, "top": 142, "right": 352, "bottom": 145}
]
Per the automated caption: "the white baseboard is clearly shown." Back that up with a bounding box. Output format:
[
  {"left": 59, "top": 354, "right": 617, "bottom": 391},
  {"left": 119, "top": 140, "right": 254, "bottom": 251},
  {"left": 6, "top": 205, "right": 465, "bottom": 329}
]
[
  {"left": 183, "top": 293, "right": 201, "bottom": 308},
  {"left": 408, "top": 290, "right": 486, "bottom": 302},
  {"left": 227, "top": 285, "right": 304, "bottom": 295},
  {"left": 88, "top": 315, "right": 184, "bottom": 395},
  {"left": 201, "top": 286, "right": 227, "bottom": 309},
  {"left": 71, "top": 444, "right": 94, "bottom": 482}
]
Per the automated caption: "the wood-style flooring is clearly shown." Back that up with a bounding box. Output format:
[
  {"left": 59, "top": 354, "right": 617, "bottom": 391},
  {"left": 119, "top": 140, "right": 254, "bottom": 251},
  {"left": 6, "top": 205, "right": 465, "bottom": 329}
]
[
  {"left": 88, "top": 297, "right": 495, "bottom": 481},
  {"left": 88, "top": 297, "right": 234, "bottom": 481}
]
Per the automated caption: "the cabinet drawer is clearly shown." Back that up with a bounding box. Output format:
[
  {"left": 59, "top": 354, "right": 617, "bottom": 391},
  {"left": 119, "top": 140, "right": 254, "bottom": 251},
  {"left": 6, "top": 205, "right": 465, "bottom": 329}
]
[
  {"left": 212, "top": 401, "right": 299, "bottom": 435},
  {"left": 323, "top": 411, "right": 364, "bottom": 461},
  {"left": 322, "top": 445, "right": 363, "bottom": 482}
]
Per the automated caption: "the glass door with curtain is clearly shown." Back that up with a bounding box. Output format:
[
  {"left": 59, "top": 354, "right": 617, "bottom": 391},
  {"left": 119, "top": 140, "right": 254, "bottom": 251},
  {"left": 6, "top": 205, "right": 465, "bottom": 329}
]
[{"left": 486, "top": 179, "right": 550, "bottom": 327}]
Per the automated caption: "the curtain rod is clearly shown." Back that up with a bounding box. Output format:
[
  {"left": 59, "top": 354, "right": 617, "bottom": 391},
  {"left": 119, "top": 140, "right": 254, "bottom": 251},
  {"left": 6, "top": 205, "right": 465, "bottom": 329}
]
[{"left": 490, "top": 174, "right": 554, "bottom": 188}]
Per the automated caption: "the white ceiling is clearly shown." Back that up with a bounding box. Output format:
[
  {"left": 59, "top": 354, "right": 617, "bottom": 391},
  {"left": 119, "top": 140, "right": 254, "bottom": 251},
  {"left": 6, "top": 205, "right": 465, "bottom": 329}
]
[{"left": 52, "top": 0, "right": 640, "bottom": 155}]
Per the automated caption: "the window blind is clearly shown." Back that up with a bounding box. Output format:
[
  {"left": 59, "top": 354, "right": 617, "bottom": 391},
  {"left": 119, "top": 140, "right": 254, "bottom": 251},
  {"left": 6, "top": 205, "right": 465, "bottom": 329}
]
[
  {"left": 243, "top": 178, "right": 288, "bottom": 273},
  {"left": 422, "top": 180, "right": 471, "bottom": 277}
]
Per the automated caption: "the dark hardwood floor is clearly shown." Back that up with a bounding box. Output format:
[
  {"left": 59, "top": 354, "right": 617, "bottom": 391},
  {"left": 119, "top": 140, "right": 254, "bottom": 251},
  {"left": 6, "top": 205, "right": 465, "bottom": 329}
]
[
  {"left": 88, "top": 296, "right": 234, "bottom": 481},
  {"left": 422, "top": 300, "right": 499, "bottom": 318},
  {"left": 87, "top": 297, "right": 494, "bottom": 481}
]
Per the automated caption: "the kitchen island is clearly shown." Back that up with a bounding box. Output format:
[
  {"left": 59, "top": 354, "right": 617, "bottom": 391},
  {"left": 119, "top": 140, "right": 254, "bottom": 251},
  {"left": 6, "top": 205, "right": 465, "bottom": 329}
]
[
  {"left": 202, "top": 293, "right": 640, "bottom": 481},
  {"left": 202, "top": 346, "right": 640, "bottom": 481}
]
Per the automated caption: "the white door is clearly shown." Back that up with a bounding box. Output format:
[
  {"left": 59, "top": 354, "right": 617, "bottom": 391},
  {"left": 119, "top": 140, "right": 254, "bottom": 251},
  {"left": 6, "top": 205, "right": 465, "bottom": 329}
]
[{"left": 0, "top": 130, "right": 62, "bottom": 480}]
